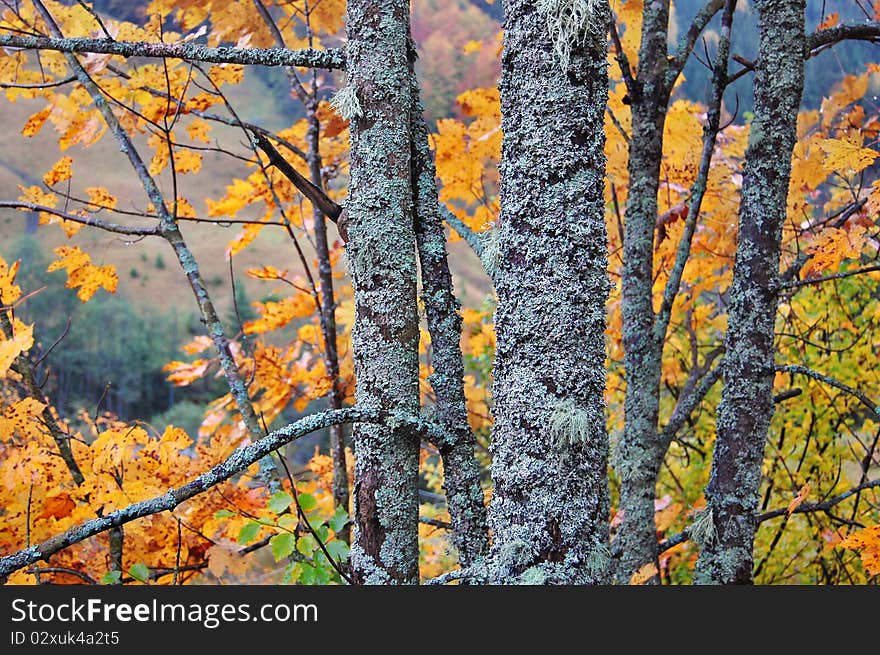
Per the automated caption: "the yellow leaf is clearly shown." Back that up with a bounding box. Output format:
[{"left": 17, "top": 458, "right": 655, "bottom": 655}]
[
  {"left": 162, "top": 359, "right": 211, "bottom": 386},
  {"left": 43, "top": 156, "right": 74, "bottom": 186},
  {"left": 21, "top": 105, "right": 52, "bottom": 137},
  {"left": 629, "top": 562, "right": 658, "bottom": 585},
  {"left": 820, "top": 133, "right": 878, "bottom": 173},
  {"left": 174, "top": 149, "right": 202, "bottom": 174},
  {"left": 186, "top": 119, "right": 212, "bottom": 143},
  {"left": 0, "top": 321, "right": 33, "bottom": 378},
  {"left": 786, "top": 483, "right": 811, "bottom": 516},
  {"left": 175, "top": 197, "right": 197, "bottom": 218},
  {"left": 244, "top": 295, "right": 314, "bottom": 334},
  {"left": 0, "top": 256, "right": 21, "bottom": 304},
  {"left": 838, "top": 525, "right": 880, "bottom": 575},
  {"left": 246, "top": 265, "right": 288, "bottom": 281},
  {"left": 47, "top": 246, "right": 118, "bottom": 302},
  {"left": 463, "top": 40, "right": 483, "bottom": 55},
  {"left": 85, "top": 186, "right": 117, "bottom": 210}
]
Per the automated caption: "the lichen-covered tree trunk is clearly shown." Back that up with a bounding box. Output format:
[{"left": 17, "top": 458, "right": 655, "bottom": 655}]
[
  {"left": 408, "top": 49, "right": 489, "bottom": 568},
  {"left": 695, "top": 0, "right": 805, "bottom": 585},
  {"left": 613, "top": 0, "right": 672, "bottom": 584},
  {"left": 486, "top": 0, "right": 611, "bottom": 584},
  {"left": 345, "top": 0, "right": 421, "bottom": 584}
]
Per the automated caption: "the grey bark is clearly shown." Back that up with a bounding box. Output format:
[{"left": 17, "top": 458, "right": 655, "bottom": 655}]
[
  {"left": 0, "top": 33, "right": 344, "bottom": 69},
  {"left": 408, "top": 45, "right": 490, "bottom": 568},
  {"left": 345, "top": 0, "right": 421, "bottom": 585},
  {"left": 486, "top": 0, "right": 611, "bottom": 584},
  {"left": 613, "top": 0, "right": 673, "bottom": 584},
  {"left": 695, "top": 0, "right": 805, "bottom": 585},
  {"left": 613, "top": 0, "right": 728, "bottom": 584}
]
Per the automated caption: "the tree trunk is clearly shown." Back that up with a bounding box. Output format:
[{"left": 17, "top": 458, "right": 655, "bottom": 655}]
[
  {"left": 695, "top": 0, "right": 805, "bottom": 585},
  {"left": 408, "top": 47, "right": 490, "bottom": 569},
  {"left": 345, "top": 0, "right": 421, "bottom": 585},
  {"left": 613, "top": 0, "right": 672, "bottom": 585},
  {"left": 486, "top": 0, "right": 611, "bottom": 584}
]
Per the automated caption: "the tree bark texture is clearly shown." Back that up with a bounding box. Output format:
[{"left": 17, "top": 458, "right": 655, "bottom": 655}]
[
  {"left": 487, "top": 0, "right": 611, "bottom": 584},
  {"left": 613, "top": 0, "right": 672, "bottom": 584},
  {"left": 345, "top": 0, "right": 421, "bottom": 585},
  {"left": 408, "top": 49, "right": 490, "bottom": 568},
  {"left": 695, "top": 0, "right": 805, "bottom": 585}
]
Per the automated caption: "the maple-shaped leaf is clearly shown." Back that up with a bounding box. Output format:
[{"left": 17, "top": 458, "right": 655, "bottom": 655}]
[
  {"left": 0, "top": 321, "right": 33, "bottom": 378},
  {"left": 85, "top": 186, "right": 118, "bottom": 210},
  {"left": 820, "top": 133, "right": 878, "bottom": 173},
  {"left": 38, "top": 492, "right": 76, "bottom": 521},
  {"left": 802, "top": 225, "right": 868, "bottom": 276},
  {"left": 185, "top": 119, "right": 212, "bottom": 144},
  {"left": 47, "top": 246, "right": 118, "bottom": 302},
  {"left": 0, "top": 256, "right": 21, "bottom": 304},
  {"left": 43, "top": 157, "right": 73, "bottom": 186},
  {"left": 174, "top": 149, "right": 202, "bottom": 174},
  {"left": 244, "top": 295, "right": 314, "bottom": 334},
  {"left": 839, "top": 525, "right": 880, "bottom": 575}
]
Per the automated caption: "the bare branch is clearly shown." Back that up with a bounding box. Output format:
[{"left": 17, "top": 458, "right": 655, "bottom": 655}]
[
  {"left": 440, "top": 204, "right": 485, "bottom": 259},
  {"left": 0, "top": 201, "right": 160, "bottom": 236},
  {"left": 666, "top": 0, "right": 726, "bottom": 89},
  {"left": 778, "top": 264, "right": 880, "bottom": 290},
  {"left": 806, "top": 22, "right": 880, "bottom": 53},
  {"left": 776, "top": 364, "right": 880, "bottom": 418},
  {"left": 251, "top": 130, "right": 343, "bottom": 222},
  {"left": 757, "top": 478, "right": 880, "bottom": 523},
  {"left": 0, "top": 33, "right": 345, "bottom": 69}
]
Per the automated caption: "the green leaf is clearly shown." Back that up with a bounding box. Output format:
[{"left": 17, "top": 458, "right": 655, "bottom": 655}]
[
  {"left": 128, "top": 563, "right": 149, "bottom": 583},
  {"left": 315, "top": 523, "right": 329, "bottom": 542},
  {"left": 277, "top": 514, "right": 298, "bottom": 531},
  {"left": 100, "top": 570, "right": 121, "bottom": 585},
  {"left": 326, "top": 539, "right": 350, "bottom": 562},
  {"left": 237, "top": 521, "right": 261, "bottom": 545},
  {"left": 297, "top": 534, "right": 317, "bottom": 557},
  {"left": 256, "top": 516, "right": 277, "bottom": 527},
  {"left": 329, "top": 506, "right": 348, "bottom": 533},
  {"left": 299, "top": 562, "right": 316, "bottom": 585},
  {"left": 270, "top": 533, "right": 297, "bottom": 562},
  {"left": 297, "top": 493, "right": 317, "bottom": 511},
  {"left": 268, "top": 491, "right": 293, "bottom": 514},
  {"left": 213, "top": 509, "right": 235, "bottom": 519}
]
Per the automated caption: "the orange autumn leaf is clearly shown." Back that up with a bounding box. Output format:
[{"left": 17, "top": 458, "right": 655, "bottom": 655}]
[
  {"left": 243, "top": 295, "right": 314, "bottom": 334},
  {"left": 0, "top": 256, "right": 21, "bottom": 304},
  {"left": 42, "top": 156, "right": 74, "bottom": 186},
  {"left": 838, "top": 525, "right": 880, "bottom": 575},
  {"left": 174, "top": 149, "right": 202, "bottom": 174},
  {"left": 38, "top": 493, "right": 76, "bottom": 521},
  {"left": 629, "top": 562, "right": 659, "bottom": 585},
  {"left": 817, "top": 13, "right": 839, "bottom": 30},
  {"left": 47, "top": 246, "right": 118, "bottom": 302},
  {"left": 787, "top": 483, "right": 811, "bottom": 516},
  {"left": 246, "top": 265, "right": 289, "bottom": 281},
  {"left": 0, "top": 321, "right": 33, "bottom": 378},
  {"left": 21, "top": 105, "right": 53, "bottom": 137},
  {"left": 819, "top": 132, "right": 878, "bottom": 173},
  {"left": 163, "top": 359, "right": 211, "bottom": 386},
  {"left": 85, "top": 186, "right": 117, "bottom": 210}
]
